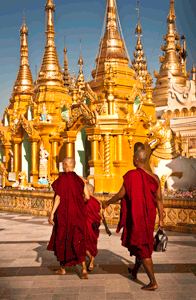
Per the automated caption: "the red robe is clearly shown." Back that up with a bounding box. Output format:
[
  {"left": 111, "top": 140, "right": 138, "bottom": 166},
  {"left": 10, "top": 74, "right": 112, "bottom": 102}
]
[
  {"left": 47, "top": 172, "right": 86, "bottom": 266},
  {"left": 85, "top": 196, "right": 101, "bottom": 257},
  {"left": 117, "top": 168, "right": 158, "bottom": 259}
]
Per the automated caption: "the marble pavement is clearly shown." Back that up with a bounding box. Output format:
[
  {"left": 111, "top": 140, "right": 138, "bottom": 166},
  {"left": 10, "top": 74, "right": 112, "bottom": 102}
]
[{"left": 0, "top": 210, "right": 196, "bottom": 300}]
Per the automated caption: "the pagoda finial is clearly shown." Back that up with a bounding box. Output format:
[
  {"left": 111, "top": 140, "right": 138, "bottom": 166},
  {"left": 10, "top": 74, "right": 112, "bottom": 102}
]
[
  {"left": 135, "top": 0, "right": 142, "bottom": 35},
  {"left": 12, "top": 13, "right": 34, "bottom": 95},
  {"left": 167, "top": 0, "right": 176, "bottom": 24},
  {"left": 78, "top": 38, "right": 84, "bottom": 75},
  {"left": 131, "top": 0, "right": 152, "bottom": 88},
  {"left": 62, "top": 41, "right": 71, "bottom": 89},
  {"left": 37, "top": 0, "right": 63, "bottom": 87}
]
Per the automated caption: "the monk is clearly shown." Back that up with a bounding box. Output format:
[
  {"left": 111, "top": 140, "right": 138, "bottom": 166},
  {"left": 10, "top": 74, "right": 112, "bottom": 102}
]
[
  {"left": 103, "top": 149, "right": 164, "bottom": 290},
  {"left": 85, "top": 183, "right": 102, "bottom": 271},
  {"left": 47, "top": 157, "right": 90, "bottom": 279}
]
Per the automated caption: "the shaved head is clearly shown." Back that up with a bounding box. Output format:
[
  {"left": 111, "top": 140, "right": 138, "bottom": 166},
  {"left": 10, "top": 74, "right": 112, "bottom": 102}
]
[
  {"left": 63, "top": 157, "right": 75, "bottom": 166},
  {"left": 87, "top": 183, "right": 94, "bottom": 193},
  {"left": 87, "top": 183, "right": 94, "bottom": 196},
  {"left": 134, "top": 149, "right": 147, "bottom": 164},
  {"left": 63, "top": 157, "right": 75, "bottom": 172}
]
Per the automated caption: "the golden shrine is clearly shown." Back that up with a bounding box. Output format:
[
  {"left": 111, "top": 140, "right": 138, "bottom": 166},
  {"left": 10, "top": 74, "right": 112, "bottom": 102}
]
[{"left": 0, "top": 0, "right": 156, "bottom": 193}]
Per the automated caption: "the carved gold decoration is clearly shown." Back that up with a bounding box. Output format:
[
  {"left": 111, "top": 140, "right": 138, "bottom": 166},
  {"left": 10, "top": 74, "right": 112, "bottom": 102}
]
[
  {"left": 104, "top": 134, "right": 111, "bottom": 176},
  {"left": 160, "top": 174, "right": 167, "bottom": 189},
  {"left": 0, "top": 162, "right": 7, "bottom": 187},
  {"left": 18, "top": 171, "right": 29, "bottom": 189},
  {"left": 87, "top": 135, "right": 101, "bottom": 142},
  {"left": 67, "top": 102, "right": 98, "bottom": 129}
]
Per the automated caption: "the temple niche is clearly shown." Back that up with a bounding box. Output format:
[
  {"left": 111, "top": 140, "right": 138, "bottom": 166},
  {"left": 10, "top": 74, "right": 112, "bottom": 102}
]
[
  {"left": 153, "top": 0, "right": 196, "bottom": 158},
  {"left": 0, "top": 0, "right": 157, "bottom": 193}
]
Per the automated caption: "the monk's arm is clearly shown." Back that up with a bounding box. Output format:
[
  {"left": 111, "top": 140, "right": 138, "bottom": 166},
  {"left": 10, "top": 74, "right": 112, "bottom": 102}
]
[
  {"left": 103, "top": 185, "right": 126, "bottom": 207},
  {"left": 48, "top": 195, "right": 60, "bottom": 226},
  {"left": 156, "top": 184, "right": 164, "bottom": 228},
  {"left": 84, "top": 182, "right": 90, "bottom": 201}
]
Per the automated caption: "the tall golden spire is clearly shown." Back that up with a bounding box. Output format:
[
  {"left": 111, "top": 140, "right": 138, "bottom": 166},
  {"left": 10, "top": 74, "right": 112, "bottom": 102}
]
[
  {"left": 37, "top": 0, "right": 63, "bottom": 87},
  {"left": 62, "top": 44, "right": 71, "bottom": 89},
  {"left": 131, "top": 0, "right": 151, "bottom": 89},
  {"left": 152, "top": 0, "right": 186, "bottom": 107},
  {"left": 158, "top": 0, "right": 183, "bottom": 77},
  {"left": 13, "top": 13, "right": 34, "bottom": 95},
  {"left": 89, "top": 0, "right": 136, "bottom": 98},
  {"left": 96, "top": 0, "right": 128, "bottom": 62}
]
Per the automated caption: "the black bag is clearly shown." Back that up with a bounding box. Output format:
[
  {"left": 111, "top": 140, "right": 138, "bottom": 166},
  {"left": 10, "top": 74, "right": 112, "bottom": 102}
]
[{"left": 154, "top": 228, "right": 168, "bottom": 252}]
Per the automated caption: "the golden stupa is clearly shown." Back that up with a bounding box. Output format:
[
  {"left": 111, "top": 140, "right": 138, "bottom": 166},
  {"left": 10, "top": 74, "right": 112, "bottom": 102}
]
[
  {"left": 153, "top": 0, "right": 189, "bottom": 107},
  {"left": 0, "top": 0, "right": 156, "bottom": 193}
]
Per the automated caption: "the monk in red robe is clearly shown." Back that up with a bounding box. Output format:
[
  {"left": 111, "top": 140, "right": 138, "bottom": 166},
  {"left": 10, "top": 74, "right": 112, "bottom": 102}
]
[
  {"left": 85, "top": 183, "right": 102, "bottom": 271},
  {"left": 103, "top": 149, "right": 164, "bottom": 290},
  {"left": 47, "top": 157, "right": 90, "bottom": 279}
]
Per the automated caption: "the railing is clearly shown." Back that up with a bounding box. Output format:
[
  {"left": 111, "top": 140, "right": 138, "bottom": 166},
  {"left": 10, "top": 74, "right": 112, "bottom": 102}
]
[{"left": 0, "top": 189, "right": 195, "bottom": 233}]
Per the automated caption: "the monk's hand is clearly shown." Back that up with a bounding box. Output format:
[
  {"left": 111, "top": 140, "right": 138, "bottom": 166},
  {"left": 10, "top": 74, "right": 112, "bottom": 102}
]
[
  {"left": 102, "top": 201, "right": 109, "bottom": 209},
  {"left": 159, "top": 220, "right": 164, "bottom": 229},
  {"left": 48, "top": 213, "right": 55, "bottom": 226}
]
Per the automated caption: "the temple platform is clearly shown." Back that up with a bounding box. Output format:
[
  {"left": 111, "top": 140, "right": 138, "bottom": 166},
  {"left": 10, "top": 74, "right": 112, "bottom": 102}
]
[{"left": 0, "top": 210, "right": 196, "bottom": 300}]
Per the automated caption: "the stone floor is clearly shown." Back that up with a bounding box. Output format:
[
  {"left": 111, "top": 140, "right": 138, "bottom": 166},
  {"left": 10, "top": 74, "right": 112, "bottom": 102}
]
[{"left": 0, "top": 210, "right": 196, "bottom": 300}]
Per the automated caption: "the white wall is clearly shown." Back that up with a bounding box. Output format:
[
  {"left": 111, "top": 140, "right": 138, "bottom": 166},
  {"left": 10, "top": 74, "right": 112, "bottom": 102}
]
[
  {"left": 22, "top": 135, "right": 31, "bottom": 182},
  {"left": 75, "top": 128, "right": 86, "bottom": 177}
]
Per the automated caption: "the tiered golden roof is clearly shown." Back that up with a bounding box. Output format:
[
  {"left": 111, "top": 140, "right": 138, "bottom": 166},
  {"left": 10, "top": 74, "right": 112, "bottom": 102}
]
[
  {"left": 131, "top": 1, "right": 152, "bottom": 90},
  {"left": 12, "top": 17, "right": 34, "bottom": 97},
  {"left": 62, "top": 45, "right": 71, "bottom": 90},
  {"left": 36, "top": 0, "right": 63, "bottom": 87},
  {"left": 89, "top": 0, "right": 137, "bottom": 98},
  {"left": 152, "top": 0, "right": 187, "bottom": 107}
]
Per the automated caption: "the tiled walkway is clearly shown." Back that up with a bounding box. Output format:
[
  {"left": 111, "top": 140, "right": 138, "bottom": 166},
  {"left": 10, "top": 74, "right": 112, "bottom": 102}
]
[{"left": 0, "top": 210, "right": 196, "bottom": 300}]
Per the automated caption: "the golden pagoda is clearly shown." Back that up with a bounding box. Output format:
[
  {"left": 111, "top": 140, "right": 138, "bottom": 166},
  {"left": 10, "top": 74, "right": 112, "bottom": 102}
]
[
  {"left": 153, "top": 0, "right": 188, "bottom": 107},
  {"left": 0, "top": 0, "right": 156, "bottom": 192}
]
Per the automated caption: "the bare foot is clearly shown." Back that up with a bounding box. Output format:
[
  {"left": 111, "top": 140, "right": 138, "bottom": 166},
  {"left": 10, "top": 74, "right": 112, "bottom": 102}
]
[
  {"left": 81, "top": 270, "right": 88, "bottom": 279},
  {"left": 53, "top": 268, "right": 66, "bottom": 275},
  {"left": 128, "top": 267, "right": 137, "bottom": 280},
  {"left": 141, "top": 283, "right": 158, "bottom": 291},
  {"left": 88, "top": 257, "right": 95, "bottom": 271}
]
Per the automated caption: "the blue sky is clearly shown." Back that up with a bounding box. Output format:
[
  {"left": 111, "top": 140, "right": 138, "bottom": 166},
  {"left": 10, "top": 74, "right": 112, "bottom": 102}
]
[{"left": 0, "top": 0, "right": 196, "bottom": 118}]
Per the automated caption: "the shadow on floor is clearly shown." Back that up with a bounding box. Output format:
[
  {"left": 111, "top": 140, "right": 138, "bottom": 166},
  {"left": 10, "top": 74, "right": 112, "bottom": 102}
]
[{"left": 0, "top": 242, "right": 195, "bottom": 279}]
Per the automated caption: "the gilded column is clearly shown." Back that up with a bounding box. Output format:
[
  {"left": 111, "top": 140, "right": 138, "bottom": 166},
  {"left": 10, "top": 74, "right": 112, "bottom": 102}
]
[
  {"left": 28, "top": 136, "right": 40, "bottom": 184},
  {"left": 87, "top": 135, "right": 101, "bottom": 161},
  {"left": 116, "top": 135, "right": 123, "bottom": 161},
  {"left": 62, "top": 131, "right": 77, "bottom": 159},
  {"left": 12, "top": 138, "right": 22, "bottom": 173},
  {"left": 50, "top": 137, "right": 61, "bottom": 180},
  {"left": 104, "top": 134, "right": 111, "bottom": 176}
]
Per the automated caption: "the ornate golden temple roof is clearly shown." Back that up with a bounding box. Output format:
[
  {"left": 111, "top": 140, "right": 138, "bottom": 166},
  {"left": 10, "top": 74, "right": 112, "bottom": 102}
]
[
  {"left": 37, "top": 0, "right": 63, "bottom": 87},
  {"left": 152, "top": 0, "right": 187, "bottom": 107},
  {"left": 131, "top": 1, "right": 152, "bottom": 89},
  {"left": 12, "top": 16, "right": 34, "bottom": 96}
]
